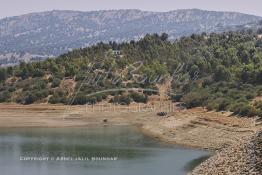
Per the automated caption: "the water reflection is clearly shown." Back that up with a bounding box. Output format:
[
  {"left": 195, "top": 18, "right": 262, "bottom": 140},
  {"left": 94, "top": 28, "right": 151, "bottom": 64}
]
[{"left": 0, "top": 126, "right": 210, "bottom": 175}]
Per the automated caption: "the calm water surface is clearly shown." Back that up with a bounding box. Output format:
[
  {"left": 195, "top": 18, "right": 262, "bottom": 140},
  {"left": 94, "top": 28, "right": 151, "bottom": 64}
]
[{"left": 0, "top": 126, "right": 210, "bottom": 175}]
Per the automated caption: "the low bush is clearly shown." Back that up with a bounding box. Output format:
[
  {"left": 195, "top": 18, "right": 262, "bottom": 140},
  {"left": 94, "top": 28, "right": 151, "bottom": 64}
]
[
  {"left": 110, "top": 95, "right": 131, "bottom": 105},
  {"left": 130, "top": 92, "right": 148, "bottom": 103}
]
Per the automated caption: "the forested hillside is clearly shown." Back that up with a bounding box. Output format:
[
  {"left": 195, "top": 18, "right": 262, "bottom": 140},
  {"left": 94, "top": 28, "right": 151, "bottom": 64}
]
[{"left": 1, "top": 29, "right": 262, "bottom": 118}]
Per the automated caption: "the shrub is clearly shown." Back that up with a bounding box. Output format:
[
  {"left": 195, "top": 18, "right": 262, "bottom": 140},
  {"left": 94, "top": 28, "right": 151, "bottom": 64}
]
[
  {"left": 0, "top": 91, "right": 10, "bottom": 103},
  {"left": 24, "top": 93, "right": 37, "bottom": 104},
  {"left": 51, "top": 78, "right": 61, "bottom": 88},
  {"left": 48, "top": 89, "right": 68, "bottom": 104},
  {"left": 254, "top": 100, "right": 262, "bottom": 110},
  {"left": 110, "top": 95, "right": 131, "bottom": 105},
  {"left": 171, "top": 94, "right": 183, "bottom": 102},
  {"left": 32, "top": 69, "right": 45, "bottom": 77},
  {"left": 181, "top": 89, "right": 208, "bottom": 108},
  {"left": 35, "top": 90, "right": 48, "bottom": 99},
  {"left": 230, "top": 103, "right": 257, "bottom": 117},
  {"left": 49, "top": 95, "right": 61, "bottom": 104},
  {"left": 70, "top": 94, "right": 102, "bottom": 105},
  {"left": 207, "top": 98, "right": 232, "bottom": 111},
  {"left": 31, "top": 80, "right": 47, "bottom": 90},
  {"left": 21, "top": 89, "right": 49, "bottom": 105},
  {"left": 8, "top": 86, "right": 16, "bottom": 92},
  {"left": 130, "top": 92, "right": 148, "bottom": 103},
  {"left": 72, "top": 94, "right": 88, "bottom": 105},
  {"left": 206, "top": 102, "right": 219, "bottom": 111},
  {"left": 48, "top": 76, "right": 53, "bottom": 82}
]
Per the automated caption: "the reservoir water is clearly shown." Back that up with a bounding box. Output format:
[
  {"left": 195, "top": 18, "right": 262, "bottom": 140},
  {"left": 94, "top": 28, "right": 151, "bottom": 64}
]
[{"left": 0, "top": 126, "right": 210, "bottom": 175}]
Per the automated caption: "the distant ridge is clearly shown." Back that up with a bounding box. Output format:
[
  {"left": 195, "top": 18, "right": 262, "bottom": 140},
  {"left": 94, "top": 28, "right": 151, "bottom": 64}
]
[{"left": 0, "top": 9, "right": 261, "bottom": 66}]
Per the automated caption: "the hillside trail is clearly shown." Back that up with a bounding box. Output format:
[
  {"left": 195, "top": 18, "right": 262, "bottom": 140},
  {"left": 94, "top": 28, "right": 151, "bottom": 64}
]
[{"left": 156, "top": 76, "right": 173, "bottom": 101}]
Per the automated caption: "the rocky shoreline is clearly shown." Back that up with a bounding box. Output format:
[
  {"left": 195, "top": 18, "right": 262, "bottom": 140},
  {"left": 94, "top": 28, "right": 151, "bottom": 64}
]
[{"left": 190, "top": 130, "right": 262, "bottom": 175}]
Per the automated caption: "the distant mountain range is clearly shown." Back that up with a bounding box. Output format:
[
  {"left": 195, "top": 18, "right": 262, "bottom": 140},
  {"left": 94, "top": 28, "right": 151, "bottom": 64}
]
[{"left": 0, "top": 9, "right": 261, "bottom": 66}]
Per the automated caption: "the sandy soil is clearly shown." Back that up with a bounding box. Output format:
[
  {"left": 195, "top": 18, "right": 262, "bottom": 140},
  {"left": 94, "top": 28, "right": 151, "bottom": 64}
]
[{"left": 0, "top": 103, "right": 260, "bottom": 150}]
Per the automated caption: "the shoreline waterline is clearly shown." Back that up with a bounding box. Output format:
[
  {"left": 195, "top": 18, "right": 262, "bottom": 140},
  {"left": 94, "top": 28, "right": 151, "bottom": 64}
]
[
  {"left": 0, "top": 125, "right": 211, "bottom": 175},
  {"left": 0, "top": 103, "right": 260, "bottom": 174}
]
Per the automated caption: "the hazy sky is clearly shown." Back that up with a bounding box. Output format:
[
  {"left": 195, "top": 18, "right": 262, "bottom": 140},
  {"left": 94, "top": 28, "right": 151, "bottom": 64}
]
[{"left": 1, "top": 0, "right": 262, "bottom": 19}]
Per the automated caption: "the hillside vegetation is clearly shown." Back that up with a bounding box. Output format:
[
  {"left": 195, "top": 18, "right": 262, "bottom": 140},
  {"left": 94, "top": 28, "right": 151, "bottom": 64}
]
[{"left": 1, "top": 29, "right": 262, "bottom": 118}]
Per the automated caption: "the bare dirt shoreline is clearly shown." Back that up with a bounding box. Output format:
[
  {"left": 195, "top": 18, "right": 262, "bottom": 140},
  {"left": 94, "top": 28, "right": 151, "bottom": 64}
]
[
  {"left": 0, "top": 103, "right": 261, "bottom": 174},
  {"left": 0, "top": 103, "right": 260, "bottom": 150}
]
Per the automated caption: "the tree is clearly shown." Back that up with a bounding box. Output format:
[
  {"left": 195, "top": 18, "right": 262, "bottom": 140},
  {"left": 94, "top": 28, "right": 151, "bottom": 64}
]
[
  {"left": 51, "top": 78, "right": 61, "bottom": 88},
  {"left": 24, "top": 93, "right": 37, "bottom": 104},
  {"left": 160, "top": 33, "right": 169, "bottom": 41},
  {"left": 189, "top": 65, "right": 199, "bottom": 78},
  {"left": 0, "top": 91, "right": 10, "bottom": 102},
  {"left": 32, "top": 68, "right": 44, "bottom": 77},
  {"left": 213, "top": 65, "right": 231, "bottom": 81},
  {"left": 0, "top": 69, "right": 7, "bottom": 82},
  {"left": 257, "top": 28, "right": 262, "bottom": 34}
]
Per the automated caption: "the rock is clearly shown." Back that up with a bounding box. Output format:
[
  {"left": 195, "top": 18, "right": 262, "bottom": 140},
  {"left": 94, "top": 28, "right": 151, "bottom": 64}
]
[
  {"left": 190, "top": 130, "right": 262, "bottom": 175},
  {"left": 157, "top": 112, "right": 167, "bottom": 117}
]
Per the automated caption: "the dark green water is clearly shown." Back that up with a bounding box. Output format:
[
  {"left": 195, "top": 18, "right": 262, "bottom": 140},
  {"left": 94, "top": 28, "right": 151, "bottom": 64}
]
[{"left": 0, "top": 126, "right": 210, "bottom": 175}]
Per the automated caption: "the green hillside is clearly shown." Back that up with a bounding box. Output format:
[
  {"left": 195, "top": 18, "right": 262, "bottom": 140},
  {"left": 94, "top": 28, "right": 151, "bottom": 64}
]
[{"left": 1, "top": 30, "right": 262, "bottom": 118}]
